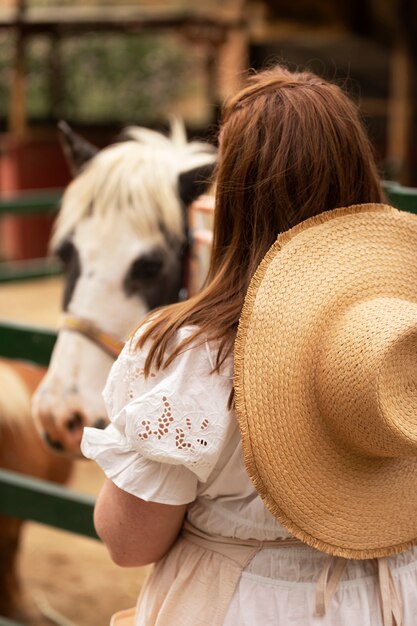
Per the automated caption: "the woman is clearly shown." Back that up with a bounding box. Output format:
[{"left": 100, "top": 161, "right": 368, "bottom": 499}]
[{"left": 81, "top": 66, "right": 417, "bottom": 625}]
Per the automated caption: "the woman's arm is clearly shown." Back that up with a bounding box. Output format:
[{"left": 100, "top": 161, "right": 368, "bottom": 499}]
[{"left": 94, "top": 479, "right": 187, "bottom": 567}]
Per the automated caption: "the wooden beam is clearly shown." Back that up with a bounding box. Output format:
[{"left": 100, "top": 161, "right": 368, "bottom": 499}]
[
  {"left": 386, "top": 43, "right": 413, "bottom": 184},
  {"left": 0, "top": 6, "right": 245, "bottom": 36},
  {"left": 217, "top": 4, "right": 249, "bottom": 100}
]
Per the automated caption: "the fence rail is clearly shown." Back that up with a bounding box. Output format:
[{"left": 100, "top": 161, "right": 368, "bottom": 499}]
[
  {"left": 0, "top": 318, "right": 56, "bottom": 364},
  {"left": 0, "top": 617, "right": 26, "bottom": 626},
  {"left": 383, "top": 180, "right": 417, "bottom": 213},
  {"left": 0, "top": 188, "right": 62, "bottom": 283},
  {"left": 0, "top": 468, "right": 98, "bottom": 540},
  {"left": 0, "top": 257, "right": 61, "bottom": 283},
  {"left": 0, "top": 189, "right": 61, "bottom": 216}
]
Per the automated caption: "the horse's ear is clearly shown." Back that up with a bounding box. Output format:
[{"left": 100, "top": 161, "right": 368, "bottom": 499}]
[
  {"left": 178, "top": 161, "right": 216, "bottom": 207},
  {"left": 57, "top": 120, "right": 99, "bottom": 177}
]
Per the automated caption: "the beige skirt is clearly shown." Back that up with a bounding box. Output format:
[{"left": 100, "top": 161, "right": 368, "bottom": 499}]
[
  {"left": 111, "top": 523, "right": 299, "bottom": 626},
  {"left": 111, "top": 524, "right": 406, "bottom": 626}
]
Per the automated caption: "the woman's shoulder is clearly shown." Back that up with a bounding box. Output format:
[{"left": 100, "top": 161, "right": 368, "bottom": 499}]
[
  {"left": 125, "top": 323, "right": 233, "bottom": 380},
  {"left": 127, "top": 323, "right": 199, "bottom": 353}
]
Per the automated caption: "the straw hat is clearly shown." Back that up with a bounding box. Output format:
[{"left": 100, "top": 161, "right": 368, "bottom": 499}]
[{"left": 234, "top": 203, "right": 417, "bottom": 559}]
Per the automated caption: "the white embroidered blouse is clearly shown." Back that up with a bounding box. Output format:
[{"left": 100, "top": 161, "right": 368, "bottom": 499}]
[{"left": 81, "top": 326, "right": 289, "bottom": 540}]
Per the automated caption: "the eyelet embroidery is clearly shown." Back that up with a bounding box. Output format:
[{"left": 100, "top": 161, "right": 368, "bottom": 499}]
[
  {"left": 174, "top": 406, "right": 209, "bottom": 450},
  {"left": 138, "top": 396, "right": 174, "bottom": 440},
  {"left": 134, "top": 367, "right": 156, "bottom": 379},
  {"left": 137, "top": 396, "right": 210, "bottom": 450},
  {"left": 126, "top": 365, "right": 156, "bottom": 400}
]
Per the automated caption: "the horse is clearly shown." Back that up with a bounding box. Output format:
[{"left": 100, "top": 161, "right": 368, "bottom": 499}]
[
  {"left": 0, "top": 359, "right": 72, "bottom": 619},
  {"left": 32, "top": 121, "right": 216, "bottom": 456}
]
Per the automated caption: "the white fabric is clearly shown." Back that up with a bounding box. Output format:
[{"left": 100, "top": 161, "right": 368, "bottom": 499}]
[
  {"left": 81, "top": 326, "right": 288, "bottom": 538},
  {"left": 225, "top": 545, "right": 417, "bottom": 625},
  {"left": 81, "top": 326, "right": 417, "bottom": 625}
]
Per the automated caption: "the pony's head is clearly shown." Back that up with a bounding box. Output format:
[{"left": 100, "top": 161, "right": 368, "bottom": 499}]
[{"left": 32, "top": 122, "right": 216, "bottom": 456}]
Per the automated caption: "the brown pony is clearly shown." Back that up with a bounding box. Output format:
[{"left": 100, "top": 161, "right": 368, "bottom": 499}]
[{"left": 0, "top": 359, "right": 72, "bottom": 620}]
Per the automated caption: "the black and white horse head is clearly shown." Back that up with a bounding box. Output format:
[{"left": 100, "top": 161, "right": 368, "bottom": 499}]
[{"left": 32, "top": 121, "right": 216, "bottom": 456}]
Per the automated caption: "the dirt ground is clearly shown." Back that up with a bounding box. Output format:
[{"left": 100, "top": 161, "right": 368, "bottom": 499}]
[
  {"left": 18, "top": 462, "right": 149, "bottom": 626},
  {"left": 0, "top": 278, "right": 149, "bottom": 626}
]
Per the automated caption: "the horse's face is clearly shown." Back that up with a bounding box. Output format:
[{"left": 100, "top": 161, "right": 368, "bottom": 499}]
[
  {"left": 32, "top": 124, "right": 215, "bottom": 455},
  {"left": 33, "top": 216, "right": 183, "bottom": 455}
]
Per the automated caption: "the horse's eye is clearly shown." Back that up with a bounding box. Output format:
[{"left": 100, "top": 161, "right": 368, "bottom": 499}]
[
  {"left": 53, "top": 239, "right": 81, "bottom": 311},
  {"left": 129, "top": 253, "right": 164, "bottom": 282},
  {"left": 54, "top": 240, "right": 75, "bottom": 266}
]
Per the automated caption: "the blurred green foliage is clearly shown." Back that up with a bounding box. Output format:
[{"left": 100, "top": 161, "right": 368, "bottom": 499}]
[
  {"left": 60, "top": 34, "right": 192, "bottom": 124},
  {"left": 1, "top": 31, "right": 201, "bottom": 125},
  {"left": 26, "top": 36, "right": 51, "bottom": 120},
  {"left": 0, "top": 32, "right": 13, "bottom": 118}
]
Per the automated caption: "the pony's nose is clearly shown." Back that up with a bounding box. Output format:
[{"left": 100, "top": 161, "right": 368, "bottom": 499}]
[
  {"left": 65, "top": 411, "right": 84, "bottom": 434},
  {"left": 59, "top": 410, "right": 88, "bottom": 453},
  {"left": 37, "top": 409, "right": 108, "bottom": 456},
  {"left": 35, "top": 408, "right": 87, "bottom": 456},
  {"left": 44, "top": 432, "right": 65, "bottom": 452}
]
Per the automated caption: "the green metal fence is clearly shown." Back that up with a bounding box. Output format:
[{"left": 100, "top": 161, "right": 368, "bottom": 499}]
[
  {"left": 0, "top": 189, "right": 62, "bottom": 217},
  {"left": 0, "top": 319, "right": 56, "bottom": 364},
  {"left": 383, "top": 180, "right": 417, "bottom": 214},
  {"left": 0, "top": 317, "right": 98, "bottom": 625},
  {"left": 0, "top": 189, "right": 62, "bottom": 283},
  {"left": 0, "top": 468, "right": 97, "bottom": 540},
  {"left": 0, "top": 618, "right": 27, "bottom": 626}
]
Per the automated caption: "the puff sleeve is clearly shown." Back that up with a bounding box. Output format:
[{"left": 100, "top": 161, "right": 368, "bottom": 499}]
[{"left": 81, "top": 326, "right": 234, "bottom": 505}]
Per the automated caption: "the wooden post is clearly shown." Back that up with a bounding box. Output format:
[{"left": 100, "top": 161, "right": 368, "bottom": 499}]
[
  {"left": 8, "top": 0, "right": 28, "bottom": 138},
  {"left": 216, "top": 0, "right": 249, "bottom": 101},
  {"left": 386, "top": 43, "right": 412, "bottom": 184}
]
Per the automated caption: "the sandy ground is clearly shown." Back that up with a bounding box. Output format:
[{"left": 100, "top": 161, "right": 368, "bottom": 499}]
[
  {"left": 0, "top": 277, "right": 149, "bottom": 626},
  {"left": 18, "top": 462, "right": 149, "bottom": 626},
  {"left": 0, "top": 277, "right": 64, "bottom": 328}
]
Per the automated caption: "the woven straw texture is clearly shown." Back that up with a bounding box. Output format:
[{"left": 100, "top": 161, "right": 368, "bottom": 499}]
[{"left": 234, "top": 203, "right": 417, "bottom": 559}]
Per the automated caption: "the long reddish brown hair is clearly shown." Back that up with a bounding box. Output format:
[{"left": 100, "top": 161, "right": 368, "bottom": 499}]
[{"left": 136, "top": 65, "right": 385, "bottom": 373}]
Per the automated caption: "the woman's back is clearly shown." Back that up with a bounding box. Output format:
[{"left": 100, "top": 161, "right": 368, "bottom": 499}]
[{"left": 81, "top": 65, "right": 417, "bottom": 625}]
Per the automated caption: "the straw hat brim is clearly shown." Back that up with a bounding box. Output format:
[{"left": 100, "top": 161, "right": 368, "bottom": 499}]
[{"left": 234, "top": 203, "right": 417, "bottom": 559}]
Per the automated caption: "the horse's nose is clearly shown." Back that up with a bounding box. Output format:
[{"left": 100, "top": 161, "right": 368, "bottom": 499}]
[
  {"left": 44, "top": 432, "right": 65, "bottom": 452},
  {"left": 65, "top": 411, "right": 84, "bottom": 434},
  {"left": 35, "top": 408, "right": 87, "bottom": 456},
  {"left": 35, "top": 406, "right": 108, "bottom": 456}
]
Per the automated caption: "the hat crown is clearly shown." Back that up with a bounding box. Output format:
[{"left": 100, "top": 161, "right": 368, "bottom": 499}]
[{"left": 316, "top": 297, "right": 417, "bottom": 458}]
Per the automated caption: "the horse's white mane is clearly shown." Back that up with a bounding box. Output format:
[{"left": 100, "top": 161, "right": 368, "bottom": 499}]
[{"left": 52, "top": 120, "right": 216, "bottom": 247}]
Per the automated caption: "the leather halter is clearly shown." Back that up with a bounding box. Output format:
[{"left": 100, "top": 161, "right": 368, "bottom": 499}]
[
  {"left": 60, "top": 314, "right": 125, "bottom": 359},
  {"left": 59, "top": 247, "right": 188, "bottom": 360}
]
